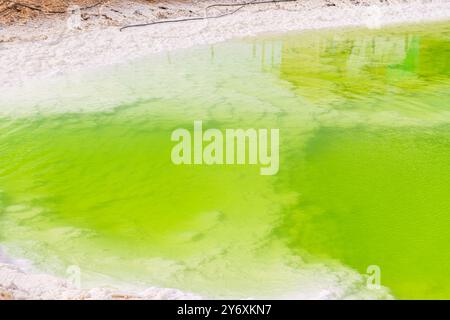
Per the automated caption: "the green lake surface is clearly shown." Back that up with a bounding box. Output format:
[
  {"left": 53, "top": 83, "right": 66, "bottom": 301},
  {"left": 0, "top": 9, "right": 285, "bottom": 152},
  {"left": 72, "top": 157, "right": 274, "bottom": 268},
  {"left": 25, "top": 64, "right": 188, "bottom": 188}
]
[{"left": 1, "top": 22, "right": 449, "bottom": 299}]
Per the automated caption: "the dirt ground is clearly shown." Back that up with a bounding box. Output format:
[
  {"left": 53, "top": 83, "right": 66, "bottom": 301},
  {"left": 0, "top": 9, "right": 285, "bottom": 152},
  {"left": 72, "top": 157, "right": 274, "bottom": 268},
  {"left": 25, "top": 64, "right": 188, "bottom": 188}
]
[
  {"left": 0, "top": 0, "right": 160, "bottom": 24},
  {"left": 0, "top": 1, "right": 395, "bottom": 26},
  {"left": 0, "top": 1, "right": 99, "bottom": 24}
]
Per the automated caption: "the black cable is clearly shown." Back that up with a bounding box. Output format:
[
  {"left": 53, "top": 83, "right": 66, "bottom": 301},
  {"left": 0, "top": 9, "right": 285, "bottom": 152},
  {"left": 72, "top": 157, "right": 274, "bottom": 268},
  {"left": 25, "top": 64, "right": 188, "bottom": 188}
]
[
  {"left": 120, "top": 0, "right": 298, "bottom": 32},
  {"left": 120, "top": 4, "right": 246, "bottom": 32}
]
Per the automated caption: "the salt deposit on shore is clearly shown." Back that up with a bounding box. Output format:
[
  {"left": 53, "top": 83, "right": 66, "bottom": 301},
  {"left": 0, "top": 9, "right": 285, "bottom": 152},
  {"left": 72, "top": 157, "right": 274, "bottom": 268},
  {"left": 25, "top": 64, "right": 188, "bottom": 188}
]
[
  {"left": 0, "top": 257, "right": 201, "bottom": 299},
  {"left": 1, "top": 0, "right": 450, "bottom": 89}
]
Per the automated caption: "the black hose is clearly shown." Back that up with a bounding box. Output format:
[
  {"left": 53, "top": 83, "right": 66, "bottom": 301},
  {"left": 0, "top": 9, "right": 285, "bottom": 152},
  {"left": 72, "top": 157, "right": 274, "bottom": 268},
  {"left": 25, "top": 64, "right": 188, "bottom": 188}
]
[{"left": 119, "top": 0, "right": 298, "bottom": 32}]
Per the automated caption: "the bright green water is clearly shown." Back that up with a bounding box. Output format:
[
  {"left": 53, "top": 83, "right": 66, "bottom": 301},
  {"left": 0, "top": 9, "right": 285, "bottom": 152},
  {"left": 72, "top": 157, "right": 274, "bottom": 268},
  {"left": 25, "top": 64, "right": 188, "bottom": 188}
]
[{"left": 1, "top": 22, "right": 449, "bottom": 299}]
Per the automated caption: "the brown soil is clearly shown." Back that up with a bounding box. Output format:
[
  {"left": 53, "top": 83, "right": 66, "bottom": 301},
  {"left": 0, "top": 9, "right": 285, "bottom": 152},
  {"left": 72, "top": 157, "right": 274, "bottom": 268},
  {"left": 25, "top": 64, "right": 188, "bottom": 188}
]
[
  {"left": 0, "top": 0, "right": 118, "bottom": 24},
  {"left": 0, "top": 288, "right": 14, "bottom": 300}
]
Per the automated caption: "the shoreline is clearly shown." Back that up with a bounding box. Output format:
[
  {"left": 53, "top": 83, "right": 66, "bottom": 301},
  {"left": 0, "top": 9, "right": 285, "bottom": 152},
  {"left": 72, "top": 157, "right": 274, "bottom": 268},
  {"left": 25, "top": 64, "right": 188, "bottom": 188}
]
[
  {"left": 1, "top": 0, "right": 449, "bottom": 300},
  {"left": 1, "top": 1, "right": 450, "bottom": 88},
  {"left": 0, "top": 246, "right": 202, "bottom": 300}
]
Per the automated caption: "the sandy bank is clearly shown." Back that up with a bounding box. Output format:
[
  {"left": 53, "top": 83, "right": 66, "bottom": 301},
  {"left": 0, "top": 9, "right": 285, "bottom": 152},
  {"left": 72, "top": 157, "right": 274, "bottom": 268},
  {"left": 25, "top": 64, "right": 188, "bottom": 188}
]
[{"left": 1, "top": 0, "right": 450, "bottom": 88}]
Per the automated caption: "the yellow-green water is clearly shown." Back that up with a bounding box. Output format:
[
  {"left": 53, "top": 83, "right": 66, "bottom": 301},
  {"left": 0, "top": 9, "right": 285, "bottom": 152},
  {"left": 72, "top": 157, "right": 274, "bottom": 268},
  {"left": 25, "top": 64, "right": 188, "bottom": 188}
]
[{"left": 1, "top": 22, "right": 449, "bottom": 299}]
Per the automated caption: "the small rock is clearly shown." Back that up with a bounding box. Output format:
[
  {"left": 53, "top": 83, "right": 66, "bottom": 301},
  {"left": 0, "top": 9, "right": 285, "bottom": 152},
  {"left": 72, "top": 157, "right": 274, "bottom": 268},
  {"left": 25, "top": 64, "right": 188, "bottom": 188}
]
[{"left": 0, "top": 289, "right": 14, "bottom": 300}]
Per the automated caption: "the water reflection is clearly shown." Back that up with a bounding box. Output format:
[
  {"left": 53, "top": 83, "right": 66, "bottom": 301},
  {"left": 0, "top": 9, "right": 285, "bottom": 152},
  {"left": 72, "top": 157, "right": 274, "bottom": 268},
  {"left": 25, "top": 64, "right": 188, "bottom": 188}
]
[{"left": 251, "top": 26, "right": 450, "bottom": 112}]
